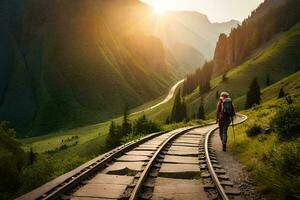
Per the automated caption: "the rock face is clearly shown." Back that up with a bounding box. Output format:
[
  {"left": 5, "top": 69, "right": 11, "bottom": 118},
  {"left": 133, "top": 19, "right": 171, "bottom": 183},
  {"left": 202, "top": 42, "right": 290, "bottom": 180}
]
[
  {"left": 213, "top": 0, "right": 300, "bottom": 74},
  {"left": 0, "top": 0, "right": 181, "bottom": 136}
]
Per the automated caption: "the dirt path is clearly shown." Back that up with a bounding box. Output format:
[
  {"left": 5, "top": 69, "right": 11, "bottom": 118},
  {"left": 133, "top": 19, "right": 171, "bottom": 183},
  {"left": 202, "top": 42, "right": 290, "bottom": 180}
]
[
  {"left": 211, "top": 130, "right": 266, "bottom": 200},
  {"left": 130, "top": 79, "right": 184, "bottom": 116}
]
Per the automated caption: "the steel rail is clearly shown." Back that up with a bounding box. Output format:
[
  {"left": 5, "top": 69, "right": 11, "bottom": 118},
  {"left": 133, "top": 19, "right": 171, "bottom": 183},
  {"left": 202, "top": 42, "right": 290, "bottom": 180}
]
[
  {"left": 18, "top": 114, "right": 246, "bottom": 200},
  {"left": 129, "top": 123, "right": 216, "bottom": 200},
  {"left": 204, "top": 114, "right": 247, "bottom": 200},
  {"left": 19, "top": 130, "right": 169, "bottom": 200}
]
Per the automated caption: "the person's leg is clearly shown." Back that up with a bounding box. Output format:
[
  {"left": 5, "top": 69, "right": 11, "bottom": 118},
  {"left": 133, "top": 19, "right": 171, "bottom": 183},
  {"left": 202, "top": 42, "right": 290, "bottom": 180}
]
[
  {"left": 218, "top": 122, "right": 224, "bottom": 142},
  {"left": 222, "top": 121, "right": 231, "bottom": 151},
  {"left": 223, "top": 123, "right": 229, "bottom": 145}
]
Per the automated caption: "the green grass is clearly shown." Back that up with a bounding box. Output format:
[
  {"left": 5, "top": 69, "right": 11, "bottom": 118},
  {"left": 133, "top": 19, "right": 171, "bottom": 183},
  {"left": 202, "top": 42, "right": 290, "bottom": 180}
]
[
  {"left": 16, "top": 83, "right": 208, "bottom": 197},
  {"left": 185, "top": 22, "right": 300, "bottom": 118},
  {"left": 1, "top": 0, "right": 184, "bottom": 138},
  {"left": 22, "top": 122, "right": 110, "bottom": 153},
  {"left": 226, "top": 71, "right": 300, "bottom": 199},
  {"left": 21, "top": 83, "right": 181, "bottom": 153},
  {"left": 15, "top": 16, "right": 300, "bottom": 200}
]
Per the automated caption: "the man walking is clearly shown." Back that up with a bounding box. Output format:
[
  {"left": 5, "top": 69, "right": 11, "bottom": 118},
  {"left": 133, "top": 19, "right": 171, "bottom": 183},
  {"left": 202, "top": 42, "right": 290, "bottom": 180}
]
[{"left": 216, "top": 92, "right": 235, "bottom": 151}]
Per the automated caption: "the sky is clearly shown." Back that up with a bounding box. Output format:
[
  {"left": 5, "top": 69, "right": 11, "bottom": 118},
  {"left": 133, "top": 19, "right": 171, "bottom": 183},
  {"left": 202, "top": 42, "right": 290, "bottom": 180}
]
[{"left": 141, "top": 0, "right": 264, "bottom": 22}]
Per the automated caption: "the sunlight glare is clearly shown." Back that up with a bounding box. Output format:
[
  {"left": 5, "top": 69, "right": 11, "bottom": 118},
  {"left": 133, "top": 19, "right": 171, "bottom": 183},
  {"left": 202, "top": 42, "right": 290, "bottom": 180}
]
[{"left": 153, "top": 3, "right": 167, "bottom": 16}]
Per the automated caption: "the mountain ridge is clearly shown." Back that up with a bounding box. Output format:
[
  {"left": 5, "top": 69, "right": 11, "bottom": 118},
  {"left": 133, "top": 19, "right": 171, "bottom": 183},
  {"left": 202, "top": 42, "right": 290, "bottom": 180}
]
[{"left": 0, "top": 0, "right": 180, "bottom": 136}]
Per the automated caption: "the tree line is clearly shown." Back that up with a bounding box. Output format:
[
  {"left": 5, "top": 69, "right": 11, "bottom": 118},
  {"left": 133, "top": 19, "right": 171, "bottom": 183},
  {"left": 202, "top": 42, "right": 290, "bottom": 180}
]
[
  {"left": 106, "top": 105, "right": 162, "bottom": 148},
  {"left": 182, "top": 61, "right": 213, "bottom": 96},
  {"left": 167, "top": 89, "right": 206, "bottom": 124},
  {"left": 245, "top": 77, "right": 289, "bottom": 109},
  {"left": 213, "top": 0, "right": 300, "bottom": 74}
]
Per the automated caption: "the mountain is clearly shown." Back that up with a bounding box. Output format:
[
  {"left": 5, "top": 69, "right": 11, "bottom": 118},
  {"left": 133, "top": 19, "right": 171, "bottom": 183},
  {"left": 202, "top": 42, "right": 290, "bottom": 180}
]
[
  {"left": 152, "top": 11, "right": 240, "bottom": 60},
  {"left": 213, "top": 0, "right": 300, "bottom": 74},
  {"left": 174, "top": 0, "right": 300, "bottom": 120},
  {"left": 185, "top": 21, "right": 300, "bottom": 119},
  {"left": 0, "top": 0, "right": 183, "bottom": 137}
]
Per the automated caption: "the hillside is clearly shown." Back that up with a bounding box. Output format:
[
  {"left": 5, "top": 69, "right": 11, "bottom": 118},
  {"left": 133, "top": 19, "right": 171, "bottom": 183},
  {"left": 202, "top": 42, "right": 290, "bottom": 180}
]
[
  {"left": 213, "top": 0, "right": 300, "bottom": 74},
  {"left": 185, "top": 21, "right": 300, "bottom": 118},
  {"left": 0, "top": 0, "right": 183, "bottom": 137},
  {"left": 226, "top": 71, "right": 300, "bottom": 199}
]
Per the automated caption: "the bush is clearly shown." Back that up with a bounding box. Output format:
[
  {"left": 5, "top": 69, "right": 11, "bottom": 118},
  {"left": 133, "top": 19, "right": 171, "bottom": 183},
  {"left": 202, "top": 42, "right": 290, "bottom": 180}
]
[
  {"left": 246, "top": 124, "right": 263, "bottom": 137},
  {"left": 271, "top": 105, "right": 300, "bottom": 140},
  {"left": 263, "top": 142, "right": 300, "bottom": 199},
  {"left": 132, "top": 115, "right": 162, "bottom": 135},
  {"left": 0, "top": 122, "right": 26, "bottom": 199},
  {"left": 121, "top": 133, "right": 144, "bottom": 144}
]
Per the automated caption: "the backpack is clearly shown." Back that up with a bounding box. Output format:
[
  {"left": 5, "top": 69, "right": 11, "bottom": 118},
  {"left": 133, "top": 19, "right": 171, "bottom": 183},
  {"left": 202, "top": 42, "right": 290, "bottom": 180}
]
[{"left": 222, "top": 98, "right": 235, "bottom": 119}]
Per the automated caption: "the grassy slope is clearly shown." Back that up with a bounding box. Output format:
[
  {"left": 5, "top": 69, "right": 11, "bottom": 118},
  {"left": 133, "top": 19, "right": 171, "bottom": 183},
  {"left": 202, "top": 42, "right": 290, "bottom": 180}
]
[
  {"left": 0, "top": 0, "right": 182, "bottom": 137},
  {"left": 17, "top": 84, "right": 190, "bottom": 196},
  {"left": 21, "top": 84, "right": 179, "bottom": 153},
  {"left": 186, "top": 22, "right": 300, "bottom": 118},
  {"left": 24, "top": 21, "right": 300, "bottom": 153},
  {"left": 226, "top": 71, "right": 300, "bottom": 199}
]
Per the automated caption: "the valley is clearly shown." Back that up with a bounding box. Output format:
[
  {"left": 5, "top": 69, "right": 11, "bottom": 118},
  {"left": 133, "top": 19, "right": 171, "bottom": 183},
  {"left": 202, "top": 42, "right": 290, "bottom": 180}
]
[{"left": 1, "top": 0, "right": 300, "bottom": 199}]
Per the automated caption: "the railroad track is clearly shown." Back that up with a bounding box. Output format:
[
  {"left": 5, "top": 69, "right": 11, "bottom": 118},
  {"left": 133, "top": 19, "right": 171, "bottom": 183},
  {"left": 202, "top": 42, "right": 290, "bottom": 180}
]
[{"left": 17, "top": 115, "right": 247, "bottom": 200}]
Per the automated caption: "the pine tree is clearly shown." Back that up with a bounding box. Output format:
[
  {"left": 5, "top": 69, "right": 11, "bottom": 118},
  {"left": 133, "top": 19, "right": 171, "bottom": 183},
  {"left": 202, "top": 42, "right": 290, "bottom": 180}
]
[
  {"left": 245, "top": 78, "right": 261, "bottom": 109},
  {"left": 171, "top": 89, "right": 183, "bottom": 122},
  {"left": 132, "top": 115, "right": 161, "bottom": 135},
  {"left": 106, "top": 121, "right": 120, "bottom": 148},
  {"left": 193, "top": 113, "right": 196, "bottom": 119},
  {"left": 29, "top": 147, "right": 35, "bottom": 165},
  {"left": 181, "top": 99, "right": 188, "bottom": 122},
  {"left": 266, "top": 73, "right": 271, "bottom": 86},
  {"left": 122, "top": 104, "right": 132, "bottom": 136},
  {"left": 165, "top": 116, "right": 170, "bottom": 124},
  {"left": 199, "top": 62, "right": 212, "bottom": 95},
  {"left": 216, "top": 91, "right": 220, "bottom": 99},
  {"left": 197, "top": 100, "right": 205, "bottom": 120},
  {"left": 278, "top": 88, "right": 285, "bottom": 98}
]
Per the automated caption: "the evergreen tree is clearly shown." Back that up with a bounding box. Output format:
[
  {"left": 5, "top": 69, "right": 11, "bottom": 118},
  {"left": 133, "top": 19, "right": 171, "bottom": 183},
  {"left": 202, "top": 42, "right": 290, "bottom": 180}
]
[
  {"left": 133, "top": 115, "right": 161, "bottom": 135},
  {"left": 165, "top": 116, "right": 170, "bottom": 124},
  {"left": 278, "top": 88, "right": 285, "bottom": 98},
  {"left": 0, "top": 122, "right": 26, "bottom": 196},
  {"left": 29, "top": 147, "right": 35, "bottom": 165},
  {"left": 181, "top": 99, "right": 188, "bottom": 122},
  {"left": 266, "top": 73, "right": 271, "bottom": 86},
  {"left": 122, "top": 104, "right": 132, "bottom": 136},
  {"left": 197, "top": 99, "right": 205, "bottom": 120},
  {"left": 171, "top": 89, "right": 183, "bottom": 122},
  {"left": 245, "top": 78, "right": 261, "bottom": 109},
  {"left": 199, "top": 62, "right": 213, "bottom": 95},
  {"left": 216, "top": 91, "right": 220, "bottom": 99},
  {"left": 106, "top": 121, "right": 120, "bottom": 148},
  {"left": 170, "top": 89, "right": 188, "bottom": 122},
  {"left": 193, "top": 113, "right": 196, "bottom": 119}
]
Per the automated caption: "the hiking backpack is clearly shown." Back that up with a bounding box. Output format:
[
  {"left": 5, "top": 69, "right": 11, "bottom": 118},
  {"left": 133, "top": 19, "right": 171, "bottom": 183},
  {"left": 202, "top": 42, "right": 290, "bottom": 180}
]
[{"left": 222, "top": 98, "right": 235, "bottom": 118}]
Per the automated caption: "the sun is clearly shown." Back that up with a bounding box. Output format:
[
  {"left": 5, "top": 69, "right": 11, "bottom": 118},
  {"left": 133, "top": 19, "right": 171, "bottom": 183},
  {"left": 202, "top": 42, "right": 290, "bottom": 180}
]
[{"left": 153, "top": 3, "right": 167, "bottom": 16}]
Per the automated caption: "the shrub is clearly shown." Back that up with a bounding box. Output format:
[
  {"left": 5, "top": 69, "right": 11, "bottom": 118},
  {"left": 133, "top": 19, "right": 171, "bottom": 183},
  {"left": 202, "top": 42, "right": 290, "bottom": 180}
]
[
  {"left": 271, "top": 105, "right": 300, "bottom": 140},
  {"left": 121, "top": 133, "right": 144, "bottom": 144},
  {"left": 132, "top": 115, "right": 162, "bottom": 135},
  {"left": 278, "top": 88, "right": 285, "bottom": 98},
  {"left": 0, "top": 122, "right": 26, "bottom": 199},
  {"left": 263, "top": 142, "right": 300, "bottom": 199},
  {"left": 246, "top": 124, "right": 263, "bottom": 137}
]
